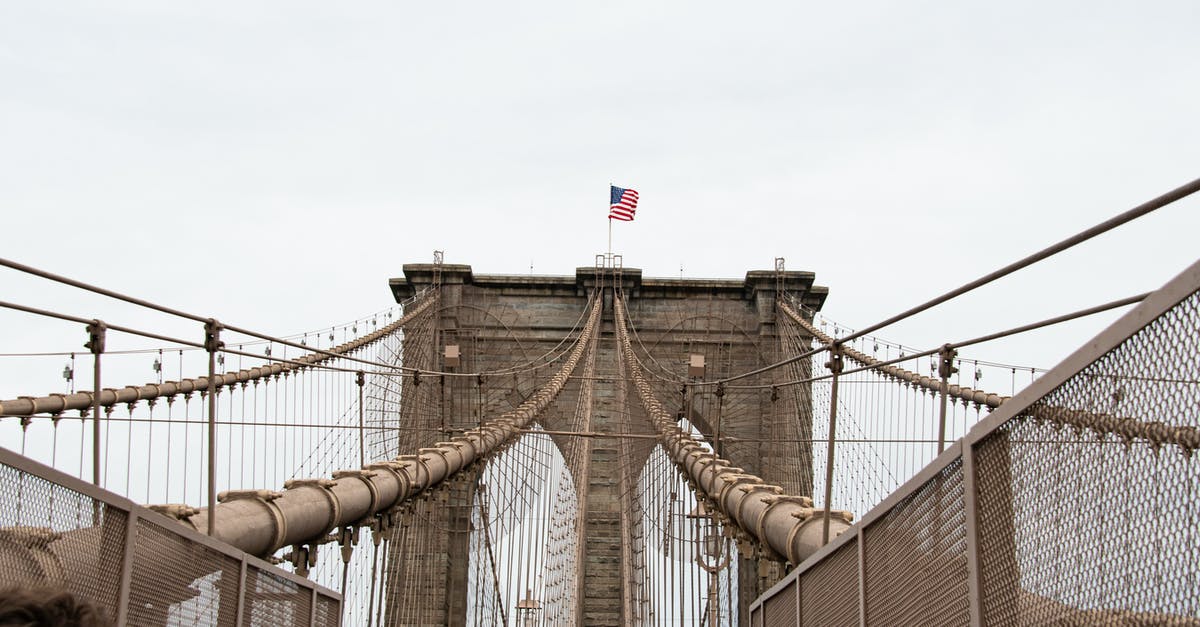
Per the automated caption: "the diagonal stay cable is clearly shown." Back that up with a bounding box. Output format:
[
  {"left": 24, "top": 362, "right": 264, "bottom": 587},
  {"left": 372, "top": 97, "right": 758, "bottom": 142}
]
[
  {"left": 699, "top": 177, "right": 1200, "bottom": 385},
  {"left": 836, "top": 177, "right": 1200, "bottom": 347},
  {"left": 0, "top": 255, "right": 435, "bottom": 373},
  {"left": 764, "top": 294, "right": 1147, "bottom": 404}
]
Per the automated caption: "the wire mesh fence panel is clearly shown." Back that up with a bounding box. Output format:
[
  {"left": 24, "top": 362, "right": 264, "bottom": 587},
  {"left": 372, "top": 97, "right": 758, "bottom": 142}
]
[
  {"left": 246, "top": 566, "right": 312, "bottom": 626},
  {"left": 129, "top": 517, "right": 242, "bottom": 625},
  {"left": 749, "top": 604, "right": 763, "bottom": 627},
  {"left": 314, "top": 593, "right": 341, "bottom": 627},
  {"left": 862, "top": 459, "right": 968, "bottom": 626},
  {"left": 762, "top": 580, "right": 798, "bottom": 625},
  {"left": 799, "top": 537, "right": 858, "bottom": 626},
  {"left": 0, "top": 460, "right": 126, "bottom": 622},
  {"left": 976, "top": 288, "right": 1200, "bottom": 624},
  {"left": 753, "top": 262, "right": 1200, "bottom": 625},
  {"left": 0, "top": 449, "right": 341, "bottom": 626}
]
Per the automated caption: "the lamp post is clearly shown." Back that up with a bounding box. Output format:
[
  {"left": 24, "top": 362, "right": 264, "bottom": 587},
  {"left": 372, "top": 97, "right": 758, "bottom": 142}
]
[{"left": 687, "top": 500, "right": 732, "bottom": 626}]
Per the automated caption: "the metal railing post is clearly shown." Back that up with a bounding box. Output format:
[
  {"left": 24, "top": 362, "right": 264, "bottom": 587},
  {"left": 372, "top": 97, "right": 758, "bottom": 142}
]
[
  {"left": 204, "top": 319, "right": 224, "bottom": 536},
  {"left": 937, "top": 344, "right": 958, "bottom": 454},
  {"left": 821, "top": 344, "right": 844, "bottom": 545},
  {"left": 114, "top": 509, "right": 138, "bottom": 625},
  {"left": 85, "top": 320, "right": 106, "bottom": 486},
  {"left": 963, "top": 442, "right": 984, "bottom": 626},
  {"left": 795, "top": 573, "right": 802, "bottom": 624},
  {"left": 236, "top": 556, "right": 248, "bottom": 626},
  {"left": 857, "top": 526, "right": 867, "bottom": 627},
  {"left": 357, "top": 371, "right": 366, "bottom": 468}
]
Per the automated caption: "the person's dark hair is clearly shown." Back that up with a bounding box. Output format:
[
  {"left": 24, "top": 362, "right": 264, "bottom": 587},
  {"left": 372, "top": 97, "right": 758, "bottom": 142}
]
[{"left": 0, "top": 587, "right": 110, "bottom": 627}]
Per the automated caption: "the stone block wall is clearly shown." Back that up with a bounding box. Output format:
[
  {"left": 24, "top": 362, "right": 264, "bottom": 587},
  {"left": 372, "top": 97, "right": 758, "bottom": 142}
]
[{"left": 387, "top": 263, "right": 826, "bottom": 623}]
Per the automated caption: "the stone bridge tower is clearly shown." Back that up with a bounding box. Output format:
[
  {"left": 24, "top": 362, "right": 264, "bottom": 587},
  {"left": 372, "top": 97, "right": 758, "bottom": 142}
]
[{"left": 385, "top": 262, "right": 827, "bottom": 625}]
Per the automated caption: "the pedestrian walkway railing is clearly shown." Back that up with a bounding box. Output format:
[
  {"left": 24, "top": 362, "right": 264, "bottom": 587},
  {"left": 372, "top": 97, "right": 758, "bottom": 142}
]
[
  {"left": 750, "top": 258, "right": 1200, "bottom": 625},
  {"left": 0, "top": 445, "right": 342, "bottom": 626}
]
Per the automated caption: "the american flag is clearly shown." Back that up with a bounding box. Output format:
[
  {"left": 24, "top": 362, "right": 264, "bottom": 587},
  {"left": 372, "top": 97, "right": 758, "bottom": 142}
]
[{"left": 609, "top": 186, "right": 638, "bottom": 221}]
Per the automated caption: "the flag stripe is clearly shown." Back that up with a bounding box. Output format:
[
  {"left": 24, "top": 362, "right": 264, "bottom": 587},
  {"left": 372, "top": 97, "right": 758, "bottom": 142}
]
[{"left": 609, "top": 185, "right": 639, "bottom": 222}]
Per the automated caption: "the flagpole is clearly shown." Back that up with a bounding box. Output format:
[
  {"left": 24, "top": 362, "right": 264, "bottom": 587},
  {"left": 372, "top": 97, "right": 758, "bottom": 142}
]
[
  {"left": 607, "top": 182, "right": 613, "bottom": 260},
  {"left": 608, "top": 216, "right": 612, "bottom": 258}
]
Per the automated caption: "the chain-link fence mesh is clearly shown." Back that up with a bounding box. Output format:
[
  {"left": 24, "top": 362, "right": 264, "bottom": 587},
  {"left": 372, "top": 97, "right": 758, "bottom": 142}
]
[
  {"left": 977, "top": 287, "right": 1200, "bottom": 624},
  {"left": 0, "top": 450, "right": 341, "bottom": 626},
  {"left": 0, "top": 462, "right": 126, "bottom": 619},
  {"left": 315, "top": 594, "right": 341, "bottom": 626},
  {"left": 799, "top": 538, "right": 857, "bottom": 625},
  {"left": 752, "top": 276, "right": 1200, "bottom": 624},
  {"left": 762, "top": 579, "right": 798, "bottom": 625},
  {"left": 247, "top": 567, "right": 313, "bottom": 626},
  {"left": 129, "top": 517, "right": 242, "bottom": 625},
  {"left": 863, "top": 459, "right": 968, "bottom": 625}
]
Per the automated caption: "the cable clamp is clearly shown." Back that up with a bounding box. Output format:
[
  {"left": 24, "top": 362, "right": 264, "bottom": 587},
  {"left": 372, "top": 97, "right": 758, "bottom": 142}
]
[
  {"left": 85, "top": 320, "right": 106, "bottom": 354},
  {"left": 938, "top": 344, "right": 959, "bottom": 379},
  {"left": 825, "top": 344, "right": 844, "bottom": 375}
]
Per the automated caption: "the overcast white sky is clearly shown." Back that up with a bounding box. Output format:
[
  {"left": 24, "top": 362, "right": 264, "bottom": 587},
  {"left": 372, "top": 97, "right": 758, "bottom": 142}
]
[{"left": 2, "top": 1, "right": 1199, "bottom": 391}]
